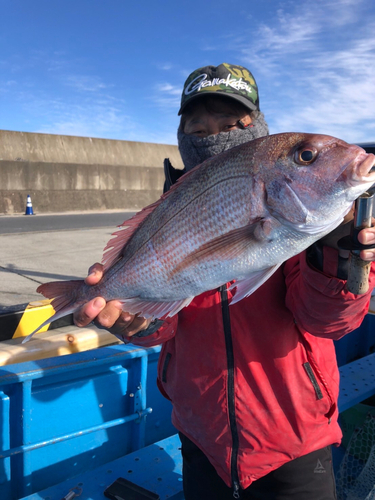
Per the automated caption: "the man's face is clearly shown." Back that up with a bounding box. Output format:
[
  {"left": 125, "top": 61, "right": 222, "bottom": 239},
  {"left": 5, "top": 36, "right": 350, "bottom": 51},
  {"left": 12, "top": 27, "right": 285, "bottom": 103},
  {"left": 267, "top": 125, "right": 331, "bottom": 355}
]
[{"left": 183, "top": 99, "right": 252, "bottom": 137}]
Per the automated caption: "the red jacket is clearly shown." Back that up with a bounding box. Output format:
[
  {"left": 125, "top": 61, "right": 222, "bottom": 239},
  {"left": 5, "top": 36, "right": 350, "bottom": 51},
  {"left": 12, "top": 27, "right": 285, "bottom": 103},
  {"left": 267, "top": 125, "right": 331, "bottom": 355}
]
[{"left": 128, "top": 248, "right": 375, "bottom": 490}]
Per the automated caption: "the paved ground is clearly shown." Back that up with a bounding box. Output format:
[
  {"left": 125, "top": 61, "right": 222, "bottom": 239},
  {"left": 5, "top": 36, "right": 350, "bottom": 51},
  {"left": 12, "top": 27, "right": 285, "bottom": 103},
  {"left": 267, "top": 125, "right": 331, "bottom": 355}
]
[
  {"left": 0, "top": 212, "right": 134, "bottom": 309},
  {"left": 0, "top": 210, "right": 133, "bottom": 234}
]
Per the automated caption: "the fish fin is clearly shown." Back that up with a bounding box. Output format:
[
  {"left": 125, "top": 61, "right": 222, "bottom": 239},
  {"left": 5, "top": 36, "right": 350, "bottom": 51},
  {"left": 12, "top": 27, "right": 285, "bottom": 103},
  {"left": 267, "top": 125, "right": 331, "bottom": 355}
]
[
  {"left": 102, "top": 166, "right": 202, "bottom": 271},
  {"left": 21, "top": 306, "right": 78, "bottom": 344},
  {"left": 117, "top": 297, "right": 194, "bottom": 319},
  {"left": 173, "top": 219, "right": 272, "bottom": 275},
  {"left": 37, "top": 280, "right": 83, "bottom": 305},
  {"left": 102, "top": 204, "right": 158, "bottom": 271},
  {"left": 229, "top": 264, "right": 281, "bottom": 304},
  {"left": 22, "top": 280, "right": 83, "bottom": 343}
]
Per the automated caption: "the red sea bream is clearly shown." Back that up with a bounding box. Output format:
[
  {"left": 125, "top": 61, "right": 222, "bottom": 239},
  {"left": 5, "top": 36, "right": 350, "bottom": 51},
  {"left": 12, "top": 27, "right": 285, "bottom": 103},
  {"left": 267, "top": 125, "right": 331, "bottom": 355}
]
[{"left": 24, "top": 132, "right": 375, "bottom": 341}]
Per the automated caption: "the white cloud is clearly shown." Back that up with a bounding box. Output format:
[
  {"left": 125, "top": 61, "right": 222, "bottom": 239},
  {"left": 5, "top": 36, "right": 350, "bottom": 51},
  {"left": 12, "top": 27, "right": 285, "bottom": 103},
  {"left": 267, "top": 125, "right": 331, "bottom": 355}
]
[
  {"left": 256, "top": 9, "right": 319, "bottom": 54},
  {"left": 64, "top": 75, "right": 111, "bottom": 92},
  {"left": 151, "top": 82, "right": 181, "bottom": 110},
  {"left": 157, "top": 83, "right": 181, "bottom": 95},
  {"left": 235, "top": 0, "right": 375, "bottom": 142}
]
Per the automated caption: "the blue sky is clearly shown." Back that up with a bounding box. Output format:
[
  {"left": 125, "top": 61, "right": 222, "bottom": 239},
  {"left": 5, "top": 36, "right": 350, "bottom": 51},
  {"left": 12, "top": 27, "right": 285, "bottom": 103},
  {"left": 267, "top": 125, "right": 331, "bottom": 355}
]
[{"left": 1, "top": 0, "right": 374, "bottom": 145}]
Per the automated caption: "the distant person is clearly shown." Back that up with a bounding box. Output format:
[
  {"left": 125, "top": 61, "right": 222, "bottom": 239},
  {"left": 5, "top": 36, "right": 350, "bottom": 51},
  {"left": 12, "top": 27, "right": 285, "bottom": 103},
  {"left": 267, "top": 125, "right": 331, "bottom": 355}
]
[{"left": 74, "top": 63, "right": 375, "bottom": 499}]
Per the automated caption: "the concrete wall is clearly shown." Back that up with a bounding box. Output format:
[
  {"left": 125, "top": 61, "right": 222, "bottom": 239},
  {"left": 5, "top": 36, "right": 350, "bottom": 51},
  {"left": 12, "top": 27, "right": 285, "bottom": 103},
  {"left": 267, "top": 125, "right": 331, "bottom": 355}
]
[{"left": 0, "top": 130, "right": 183, "bottom": 214}]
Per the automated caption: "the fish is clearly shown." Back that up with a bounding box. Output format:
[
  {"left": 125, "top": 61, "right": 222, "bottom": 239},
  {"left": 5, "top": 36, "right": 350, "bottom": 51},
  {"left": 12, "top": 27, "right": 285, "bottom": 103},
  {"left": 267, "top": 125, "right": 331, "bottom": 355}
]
[{"left": 23, "top": 132, "right": 375, "bottom": 342}]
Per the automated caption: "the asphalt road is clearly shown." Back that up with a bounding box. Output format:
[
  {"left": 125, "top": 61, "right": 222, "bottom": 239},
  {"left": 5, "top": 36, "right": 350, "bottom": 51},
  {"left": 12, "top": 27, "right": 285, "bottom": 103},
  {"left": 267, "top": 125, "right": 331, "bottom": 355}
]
[
  {"left": 0, "top": 211, "right": 135, "bottom": 309},
  {"left": 0, "top": 211, "right": 134, "bottom": 234}
]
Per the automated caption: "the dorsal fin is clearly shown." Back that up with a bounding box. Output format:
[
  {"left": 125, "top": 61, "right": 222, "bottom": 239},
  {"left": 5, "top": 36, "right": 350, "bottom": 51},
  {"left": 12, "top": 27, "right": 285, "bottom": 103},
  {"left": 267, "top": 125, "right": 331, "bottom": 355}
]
[
  {"left": 102, "top": 203, "right": 158, "bottom": 271},
  {"left": 101, "top": 164, "right": 201, "bottom": 272}
]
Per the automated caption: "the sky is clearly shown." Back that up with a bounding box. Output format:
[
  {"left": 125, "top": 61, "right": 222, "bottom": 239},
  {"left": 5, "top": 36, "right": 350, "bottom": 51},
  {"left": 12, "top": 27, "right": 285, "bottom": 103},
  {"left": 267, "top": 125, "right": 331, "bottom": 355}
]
[{"left": 1, "top": 0, "right": 375, "bottom": 146}]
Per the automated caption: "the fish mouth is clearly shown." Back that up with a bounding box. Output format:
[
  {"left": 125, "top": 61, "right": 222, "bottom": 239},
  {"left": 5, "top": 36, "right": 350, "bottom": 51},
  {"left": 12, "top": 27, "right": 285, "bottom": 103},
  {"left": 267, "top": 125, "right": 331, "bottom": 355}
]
[{"left": 350, "top": 152, "right": 375, "bottom": 185}]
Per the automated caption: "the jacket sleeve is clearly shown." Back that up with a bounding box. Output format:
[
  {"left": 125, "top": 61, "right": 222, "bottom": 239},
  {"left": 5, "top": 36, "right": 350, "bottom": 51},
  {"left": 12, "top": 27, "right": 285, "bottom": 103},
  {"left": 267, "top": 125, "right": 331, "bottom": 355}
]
[
  {"left": 119, "top": 316, "right": 178, "bottom": 347},
  {"left": 284, "top": 246, "right": 375, "bottom": 339}
]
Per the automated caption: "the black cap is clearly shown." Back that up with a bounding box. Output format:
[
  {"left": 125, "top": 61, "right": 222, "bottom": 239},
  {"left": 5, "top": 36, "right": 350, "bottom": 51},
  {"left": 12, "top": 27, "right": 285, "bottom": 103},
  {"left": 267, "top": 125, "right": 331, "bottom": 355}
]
[{"left": 178, "top": 63, "right": 259, "bottom": 115}]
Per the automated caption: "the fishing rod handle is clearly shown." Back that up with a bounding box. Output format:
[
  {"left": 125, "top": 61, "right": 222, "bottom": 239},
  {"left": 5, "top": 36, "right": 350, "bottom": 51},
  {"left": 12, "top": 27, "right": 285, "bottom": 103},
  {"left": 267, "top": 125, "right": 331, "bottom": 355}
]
[{"left": 347, "top": 192, "right": 374, "bottom": 294}]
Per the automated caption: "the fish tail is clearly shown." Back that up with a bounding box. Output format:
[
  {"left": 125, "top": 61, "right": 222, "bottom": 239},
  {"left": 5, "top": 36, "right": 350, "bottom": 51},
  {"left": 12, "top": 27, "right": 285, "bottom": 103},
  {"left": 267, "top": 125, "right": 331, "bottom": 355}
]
[
  {"left": 22, "top": 280, "right": 84, "bottom": 344},
  {"left": 37, "top": 280, "right": 83, "bottom": 308}
]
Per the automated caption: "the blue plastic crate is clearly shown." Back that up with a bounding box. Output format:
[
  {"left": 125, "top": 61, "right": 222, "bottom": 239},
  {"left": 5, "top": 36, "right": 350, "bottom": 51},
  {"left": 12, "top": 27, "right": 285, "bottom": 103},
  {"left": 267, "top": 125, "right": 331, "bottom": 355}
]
[{"left": 0, "top": 344, "right": 175, "bottom": 499}]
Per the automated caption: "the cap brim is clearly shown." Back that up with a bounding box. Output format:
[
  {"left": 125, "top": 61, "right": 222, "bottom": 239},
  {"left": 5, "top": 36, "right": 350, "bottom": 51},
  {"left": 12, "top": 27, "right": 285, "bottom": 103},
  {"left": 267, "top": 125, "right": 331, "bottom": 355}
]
[{"left": 178, "top": 91, "right": 258, "bottom": 115}]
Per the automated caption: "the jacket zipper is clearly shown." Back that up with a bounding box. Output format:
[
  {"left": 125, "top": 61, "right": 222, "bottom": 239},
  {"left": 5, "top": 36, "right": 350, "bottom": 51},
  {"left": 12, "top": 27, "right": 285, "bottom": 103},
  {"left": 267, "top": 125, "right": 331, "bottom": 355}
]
[
  {"left": 161, "top": 352, "right": 172, "bottom": 383},
  {"left": 300, "top": 338, "right": 336, "bottom": 422},
  {"left": 303, "top": 362, "right": 323, "bottom": 400},
  {"left": 220, "top": 285, "right": 240, "bottom": 498}
]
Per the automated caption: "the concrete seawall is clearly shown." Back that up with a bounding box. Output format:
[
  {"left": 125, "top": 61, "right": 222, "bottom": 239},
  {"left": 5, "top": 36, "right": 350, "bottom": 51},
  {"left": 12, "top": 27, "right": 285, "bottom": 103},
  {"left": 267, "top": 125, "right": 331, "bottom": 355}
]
[{"left": 0, "top": 130, "right": 183, "bottom": 214}]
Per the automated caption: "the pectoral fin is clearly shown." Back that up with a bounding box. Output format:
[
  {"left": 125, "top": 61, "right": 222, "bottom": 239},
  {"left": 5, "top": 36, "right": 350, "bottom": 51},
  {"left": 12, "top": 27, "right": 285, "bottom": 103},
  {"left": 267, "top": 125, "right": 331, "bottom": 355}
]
[
  {"left": 229, "top": 264, "right": 281, "bottom": 304},
  {"left": 117, "top": 297, "right": 194, "bottom": 319},
  {"left": 172, "top": 218, "right": 275, "bottom": 275}
]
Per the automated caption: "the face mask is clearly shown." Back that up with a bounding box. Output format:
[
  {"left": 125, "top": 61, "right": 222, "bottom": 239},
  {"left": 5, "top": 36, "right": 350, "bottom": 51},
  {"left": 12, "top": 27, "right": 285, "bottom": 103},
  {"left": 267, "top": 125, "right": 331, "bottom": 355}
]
[{"left": 178, "top": 111, "right": 269, "bottom": 171}]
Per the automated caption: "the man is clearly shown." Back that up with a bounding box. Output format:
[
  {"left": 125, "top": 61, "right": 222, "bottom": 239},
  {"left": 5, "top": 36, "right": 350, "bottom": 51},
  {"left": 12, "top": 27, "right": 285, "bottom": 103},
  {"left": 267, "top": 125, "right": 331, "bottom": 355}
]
[{"left": 74, "top": 63, "right": 375, "bottom": 499}]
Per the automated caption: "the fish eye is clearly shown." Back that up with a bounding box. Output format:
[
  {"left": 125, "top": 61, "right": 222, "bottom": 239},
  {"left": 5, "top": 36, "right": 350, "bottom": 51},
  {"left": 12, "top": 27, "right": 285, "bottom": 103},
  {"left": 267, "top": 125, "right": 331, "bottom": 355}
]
[{"left": 294, "top": 147, "right": 318, "bottom": 165}]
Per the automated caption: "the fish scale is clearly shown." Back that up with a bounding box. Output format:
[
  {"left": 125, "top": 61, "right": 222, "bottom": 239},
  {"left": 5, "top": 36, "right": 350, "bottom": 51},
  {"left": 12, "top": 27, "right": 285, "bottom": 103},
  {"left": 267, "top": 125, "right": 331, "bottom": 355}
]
[{"left": 23, "top": 132, "right": 375, "bottom": 342}]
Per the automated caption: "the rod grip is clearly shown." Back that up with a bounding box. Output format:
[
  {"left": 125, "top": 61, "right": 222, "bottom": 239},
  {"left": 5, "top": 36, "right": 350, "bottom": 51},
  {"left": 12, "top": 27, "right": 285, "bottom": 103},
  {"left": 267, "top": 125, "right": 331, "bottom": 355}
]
[{"left": 347, "top": 253, "right": 371, "bottom": 294}]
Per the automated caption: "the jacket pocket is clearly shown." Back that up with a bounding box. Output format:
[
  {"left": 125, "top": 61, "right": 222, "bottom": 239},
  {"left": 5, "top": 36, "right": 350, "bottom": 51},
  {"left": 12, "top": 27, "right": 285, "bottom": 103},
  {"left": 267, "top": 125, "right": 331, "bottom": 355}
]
[
  {"left": 303, "top": 361, "right": 323, "bottom": 400},
  {"left": 299, "top": 336, "right": 337, "bottom": 420}
]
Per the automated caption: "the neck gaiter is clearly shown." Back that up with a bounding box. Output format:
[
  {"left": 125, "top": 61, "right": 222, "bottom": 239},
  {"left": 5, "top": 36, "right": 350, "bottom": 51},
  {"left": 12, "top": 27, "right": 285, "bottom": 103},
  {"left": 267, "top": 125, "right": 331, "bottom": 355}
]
[{"left": 178, "top": 111, "right": 269, "bottom": 171}]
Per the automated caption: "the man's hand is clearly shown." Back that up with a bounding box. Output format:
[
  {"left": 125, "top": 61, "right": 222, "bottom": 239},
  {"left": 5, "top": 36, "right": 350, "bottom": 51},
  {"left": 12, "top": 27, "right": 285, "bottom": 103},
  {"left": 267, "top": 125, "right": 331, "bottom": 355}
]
[
  {"left": 318, "top": 206, "right": 375, "bottom": 261},
  {"left": 358, "top": 227, "right": 375, "bottom": 261},
  {"left": 73, "top": 263, "right": 151, "bottom": 338}
]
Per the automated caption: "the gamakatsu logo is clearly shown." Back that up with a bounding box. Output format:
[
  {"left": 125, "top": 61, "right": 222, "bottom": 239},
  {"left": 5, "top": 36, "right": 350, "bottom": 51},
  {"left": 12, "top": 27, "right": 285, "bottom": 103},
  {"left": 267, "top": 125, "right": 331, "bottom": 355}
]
[{"left": 184, "top": 73, "right": 253, "bottom": 95}]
